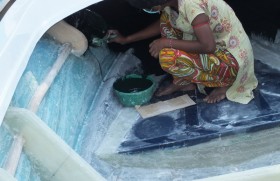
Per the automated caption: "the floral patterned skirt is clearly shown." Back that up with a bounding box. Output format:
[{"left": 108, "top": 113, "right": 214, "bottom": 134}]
[{"left": 159, "top": 48, "right": 239, "bottom": 87}]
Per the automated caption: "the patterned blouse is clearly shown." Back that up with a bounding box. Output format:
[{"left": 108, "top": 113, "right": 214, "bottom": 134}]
[{"left": 164, "top": 0, "right": 258, "bottom": 104}]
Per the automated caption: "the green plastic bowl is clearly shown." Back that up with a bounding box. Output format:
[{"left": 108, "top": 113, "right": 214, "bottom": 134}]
[{"left": 113, "top": 74, "right": 156, "bottom": 107}]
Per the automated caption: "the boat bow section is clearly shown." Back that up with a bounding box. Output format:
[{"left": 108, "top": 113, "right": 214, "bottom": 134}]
[{"left": 0, "top": 0, "right": 102, "bottom": 125}]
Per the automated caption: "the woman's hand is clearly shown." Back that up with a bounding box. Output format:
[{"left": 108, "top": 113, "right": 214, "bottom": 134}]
[
  {"left": 106, "top": 30, "right": 127, "bottom": 44},
  {"left": 149, "top": 38, "right": 169, "bottom": 58}
]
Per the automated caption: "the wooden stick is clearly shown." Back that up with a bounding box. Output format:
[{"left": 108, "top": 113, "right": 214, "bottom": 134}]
[
  {"left": 3, "top": 135, "right": 25, "bottom": 176},
  {"left": 28, "top": 43, "right": 72, "bottom": 113}
]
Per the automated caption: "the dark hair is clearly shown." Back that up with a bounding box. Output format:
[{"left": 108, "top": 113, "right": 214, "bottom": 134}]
[{"left": 126, "top": 0, "right": 167, "bottom": 9}]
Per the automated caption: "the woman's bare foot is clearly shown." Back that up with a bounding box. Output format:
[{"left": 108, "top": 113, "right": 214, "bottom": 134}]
[
  {"left": 203, "top": 87, "right": 229, "bottom": 103},
  {"left": 156, "top": 83, "right": 196, "bottom": 97}
]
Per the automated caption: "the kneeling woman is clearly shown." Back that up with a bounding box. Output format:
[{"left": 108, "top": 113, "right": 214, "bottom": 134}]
[{"left": 108, "top": 0, "right": 258, "bottom": 104}]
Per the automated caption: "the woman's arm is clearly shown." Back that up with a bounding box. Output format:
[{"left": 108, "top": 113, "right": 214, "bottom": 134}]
[
  {"left": 149, "top": 14, "right": 216, "bottom": 58},
  {"left": 173, "top": 13, "right": 216, "bottom": 53},
  {"left": 108, "top": 19, "right": 161, "bottom": 45}
]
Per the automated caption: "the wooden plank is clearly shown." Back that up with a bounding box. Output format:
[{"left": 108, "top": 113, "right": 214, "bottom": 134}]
[{"left": 135, "top": 94, "right": 196, "bottom": 119}]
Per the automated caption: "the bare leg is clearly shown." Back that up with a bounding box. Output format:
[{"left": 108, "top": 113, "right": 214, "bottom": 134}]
[
  {"left": 155, "top": 83, "right": 196, "bottom": 97},
  {"left": 203, "top": 86, "right": 229, "bottom": 103}
]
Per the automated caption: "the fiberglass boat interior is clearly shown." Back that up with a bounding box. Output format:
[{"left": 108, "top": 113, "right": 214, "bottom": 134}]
[{"left": 1, "top": 0, "right": 280, "bottom": 180}]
